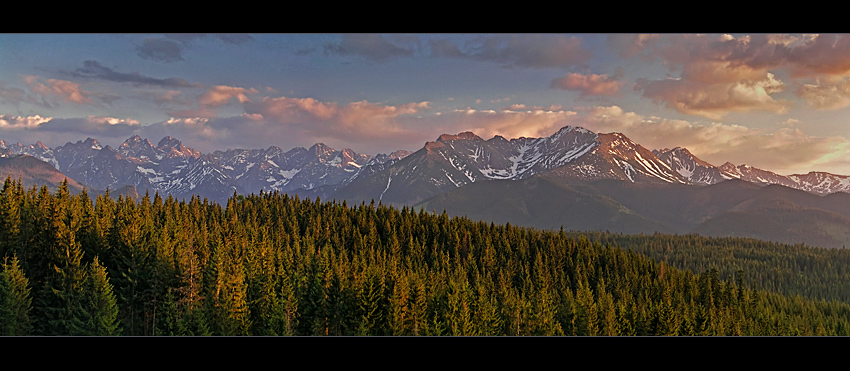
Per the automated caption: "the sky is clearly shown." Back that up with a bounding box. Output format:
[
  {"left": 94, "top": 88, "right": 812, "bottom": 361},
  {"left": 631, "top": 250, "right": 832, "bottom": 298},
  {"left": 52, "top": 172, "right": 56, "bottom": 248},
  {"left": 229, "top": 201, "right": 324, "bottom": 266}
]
[{"left": 2, "top": 33, "right": 850, "bottom": 175}]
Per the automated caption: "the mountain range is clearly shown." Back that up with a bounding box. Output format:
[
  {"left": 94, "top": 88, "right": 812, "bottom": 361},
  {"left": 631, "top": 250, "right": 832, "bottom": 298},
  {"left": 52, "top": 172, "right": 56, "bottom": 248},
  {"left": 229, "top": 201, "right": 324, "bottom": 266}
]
[{"left": 3, "top": 125, "right": 850, "bottom": 248}]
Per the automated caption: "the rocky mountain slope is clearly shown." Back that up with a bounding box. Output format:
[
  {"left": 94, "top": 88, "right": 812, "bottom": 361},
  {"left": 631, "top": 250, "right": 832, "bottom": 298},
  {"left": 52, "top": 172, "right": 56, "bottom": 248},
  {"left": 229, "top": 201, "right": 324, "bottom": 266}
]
[{"left": 2, "top": 125, "right": 850, "bottom": 207}]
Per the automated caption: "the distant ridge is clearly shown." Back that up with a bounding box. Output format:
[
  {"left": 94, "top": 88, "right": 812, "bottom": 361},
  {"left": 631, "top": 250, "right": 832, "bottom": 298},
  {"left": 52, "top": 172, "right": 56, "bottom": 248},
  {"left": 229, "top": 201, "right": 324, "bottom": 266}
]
[
  {"left": 0, "top": 155, "right": 85, "bottom": 193},
  {"left": 2, "top": 125, "right": 850, "bottom": 205}
]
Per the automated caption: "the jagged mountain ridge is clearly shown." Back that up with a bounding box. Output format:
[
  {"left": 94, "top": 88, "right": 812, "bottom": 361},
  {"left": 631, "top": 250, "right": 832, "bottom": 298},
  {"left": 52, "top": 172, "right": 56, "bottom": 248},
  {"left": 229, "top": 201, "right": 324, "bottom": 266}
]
[
  {"left": 334, "top": 126, "right": 606, "bottom": 205},
  {"left": 2, "top": 125, "right": 850, "bottom": 205},
  {"left": 0, "top": 136, "right": 403, "bottom": 204},
  {"left": 654, "top": 147, "right": 850, "bottom": 195}
]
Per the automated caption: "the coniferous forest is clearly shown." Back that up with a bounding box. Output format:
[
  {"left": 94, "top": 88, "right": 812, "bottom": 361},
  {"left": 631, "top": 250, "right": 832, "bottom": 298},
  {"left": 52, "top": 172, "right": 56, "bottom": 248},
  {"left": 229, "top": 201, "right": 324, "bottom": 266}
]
[{"left": 4, "top": 178, "right": 850, "bottom": 336}]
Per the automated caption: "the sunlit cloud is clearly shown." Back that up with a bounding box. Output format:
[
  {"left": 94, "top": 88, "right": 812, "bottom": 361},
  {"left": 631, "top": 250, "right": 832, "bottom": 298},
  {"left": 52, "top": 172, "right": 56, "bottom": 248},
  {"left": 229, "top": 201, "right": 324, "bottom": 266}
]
[
  {"left": 0, "top": 115, "right": 141, "bottom": 147},
  {"left": 36, "top": 116, "right": 140, "bottom": 136},
  {"left": 563, "top": 105, "right": 850, "bottom": 175},
  {"left": 634, "top": 70, "right": 790, "bottom": 120},
  {"left": 243, "top": 97, "right": 431, "bottom": 147},
  {"left": 24, "top": 76, "right": 95, "bottom": 106},
  {"left": 0, "top": 114, "right": 52, "bottom": 130},
  {"left": 135, "top": 96, "right": 582, "bottom": 155},
  {"left": 612, "top": 34, "right": 850, "bottom": 118},
  {"left": 796, "top": 76, "right": 850, "bottom": 109},
  {"left": 784, "top": 34, "right": 850, "bottom": 77},
  {"left": 141, "top": 117, "right": 222, "bottom": 143},
  {"left": 550, "top": 72, "right": 625, "bottom": 97},
  {"left": 198, "top": 85, "right": 258, "bottom": 107}
]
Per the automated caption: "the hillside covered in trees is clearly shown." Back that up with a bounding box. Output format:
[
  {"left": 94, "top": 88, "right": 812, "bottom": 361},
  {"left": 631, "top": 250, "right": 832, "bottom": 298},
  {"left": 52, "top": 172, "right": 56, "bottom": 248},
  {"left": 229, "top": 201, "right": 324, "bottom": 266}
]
[{"left": 2, "top": 178, "right": 850, "bottom": 335}]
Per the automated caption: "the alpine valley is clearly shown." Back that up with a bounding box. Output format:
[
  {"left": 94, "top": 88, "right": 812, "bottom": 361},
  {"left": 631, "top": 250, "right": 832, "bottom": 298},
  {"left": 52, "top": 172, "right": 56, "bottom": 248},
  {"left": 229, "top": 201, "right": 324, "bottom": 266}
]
[{"left": 4, "top": 125, "right": 850, "bottom": 248}]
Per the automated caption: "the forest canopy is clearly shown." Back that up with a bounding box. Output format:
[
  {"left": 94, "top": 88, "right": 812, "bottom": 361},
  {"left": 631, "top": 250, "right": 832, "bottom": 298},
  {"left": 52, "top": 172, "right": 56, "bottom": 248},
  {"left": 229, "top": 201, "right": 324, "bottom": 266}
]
[{"left": 2, "top": 178, "right": 850, "bottom": 336}]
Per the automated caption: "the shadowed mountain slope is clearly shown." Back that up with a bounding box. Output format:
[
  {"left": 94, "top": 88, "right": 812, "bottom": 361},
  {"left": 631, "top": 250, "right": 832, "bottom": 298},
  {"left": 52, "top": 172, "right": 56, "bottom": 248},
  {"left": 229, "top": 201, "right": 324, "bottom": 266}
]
[{"left": 418, "top": 175, "right": 850, "bottom": 249}]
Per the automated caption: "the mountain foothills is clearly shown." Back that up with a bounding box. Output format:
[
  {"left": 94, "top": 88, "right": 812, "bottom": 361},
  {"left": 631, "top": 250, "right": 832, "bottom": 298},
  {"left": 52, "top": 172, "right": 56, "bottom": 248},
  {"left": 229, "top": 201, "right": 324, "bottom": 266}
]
[{"left": 3, "top": 125, "right": 850, "bottom": 248}]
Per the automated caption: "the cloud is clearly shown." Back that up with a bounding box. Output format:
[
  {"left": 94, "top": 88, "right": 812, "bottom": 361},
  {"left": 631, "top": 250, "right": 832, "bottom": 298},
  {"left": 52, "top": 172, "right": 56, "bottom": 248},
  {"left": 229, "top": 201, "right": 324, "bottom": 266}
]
[
  {"left": 198, "top": 85, "right": 259, "bottom": 107},
  {"left": 136, "top": 34, "right": 255, "bottom": 63},
  {"left": 505, "top": 103, "right": 564, "bottom": 111},
  {"left": 243, "top": 96, "right": 431, "bottom": 148},
  {"left": 428, "top": 107, "right": 579, "bottom": 141},
  {"left": 0, "top": 82, "right": 29, "bottom": 107},
  {"left": 432, "top": 34, "right": 592, "bottom": 69},
  {"left": 72, "top": 60, "right": 200, "bottom": 88},
  {"left": 796, "top": 76, "right": 850, "bottom": 109},
  {"left": 153, "top": 90, "right": 186, "bottom": 105},
  {"left": 784, "top": 34, "right": 850, "bottom": 77},
  {"left": 0, "top": 114, "right": 52, "bottom": 130},
  {"left": 611, "top": 34, "right": 850, "bottom": 117},
  {"left": 35, "top": 116, "right": 140, "bottom": 136},
  {"left": 550, "top": 72, "right": 625, "bottom": 97},
  {"left": 562, "top": 105, "right": 850, "bottom": 175},
  {"left": 634, "top": 70, "right": 790, "bottom": 120},
  {"left": 163, "top": 33, "right": 254, "bottom": 46},
  {"left": 134, "top": 103, "right": 572, "bottom": 156},
  {"left": 0, "top": 115, "right": 141, "bottom": 147},
  {"left": 137, "top": 37, "right": 185, "bottom": 63},
  {"left": 323, "top": 34, "right": 416, "bottom": 62},
  {"left": 167, "top": 108, "right": 218, "bottom": 119},
  {"left": 24, "top": 76, "right": 96, "bottom": 106},
  {"left": 126, "top": 97, "right": 433, "bottom": 154},
  {"left": 139, "top": 117, "right": 224, "bottom": 148},
  {"left": 429, "top": 38, "right": 466, "bottom": 58},
  {"left": 208, "top": 33, "right": 255, "bottom": 45},
  {"left": 606, "top": 34, "right": 662, "bottom": 59}
]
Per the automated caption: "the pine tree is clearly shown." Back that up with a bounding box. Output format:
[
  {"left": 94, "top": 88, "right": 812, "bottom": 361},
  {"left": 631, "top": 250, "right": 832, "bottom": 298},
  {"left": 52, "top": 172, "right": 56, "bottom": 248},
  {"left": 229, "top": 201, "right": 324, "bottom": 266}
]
[
  {"left": 39, "top": 187, "right": 88, "bottom": 335},
  {"left": 356, "top": 268, "right": 384, "bottom": 336},
  {"left": 574, "top": 278, "right": 598, "bottom": 336},
  {"left": 80, "top": 257, "right": 120, "bottom": 335},
  {"left": 0, "top": 255, "right": 31, "bottom": 335},
  {"left": 0, "top": 177, "right": 21, "bottom": 259}
]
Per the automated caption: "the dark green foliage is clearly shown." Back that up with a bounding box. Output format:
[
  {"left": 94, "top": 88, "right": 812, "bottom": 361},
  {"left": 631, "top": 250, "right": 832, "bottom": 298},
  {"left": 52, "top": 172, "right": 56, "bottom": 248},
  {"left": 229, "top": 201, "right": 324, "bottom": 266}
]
[
  {"left": 2, "top": 182, "right": 850, "bottom": 335},
  {"left": 0, "top": 255, "right": 31, "bottom": 335},
  {"left": 78, "top": 257, "right": 120, "bottom": 335}
]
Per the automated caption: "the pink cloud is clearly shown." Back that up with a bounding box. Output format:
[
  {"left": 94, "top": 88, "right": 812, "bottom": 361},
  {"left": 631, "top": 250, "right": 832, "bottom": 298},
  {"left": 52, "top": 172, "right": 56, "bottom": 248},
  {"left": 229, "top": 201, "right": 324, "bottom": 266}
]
[
  {"left": 0, "top": 114, "right": 52, "bottom": 129},
  {"left": 785, "top": 34, "right": 850, "bottom": 77},
  {"left": 550, "top": 72, "right": 625, "bottom": 97},
  {"left": 24, "top": 76, "right": 95, "bottom": 105},
  {"left": 797, "top": 76, "right": 850, "bottom": 109},
  {"left": 634, "top": 70, "right": 789, "bottom": 120},
  {"left": 245, "top": 97, "right": 430, "bottom": 137},
  {"left": 562, "top": 105, "right": 850, "bottom": 175},
  {"left": 612, "top": 34, "right": 850, "bottom": 117},
  {"left": 198, "top": 85, "right": 258, "bottom": 107}
]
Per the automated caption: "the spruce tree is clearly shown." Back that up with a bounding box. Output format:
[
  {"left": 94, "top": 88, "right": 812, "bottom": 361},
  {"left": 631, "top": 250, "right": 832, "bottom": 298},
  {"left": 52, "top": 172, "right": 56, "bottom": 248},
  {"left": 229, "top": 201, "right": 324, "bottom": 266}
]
[
  {"left": 80, "top": 257, "right": 120, "bottom": 335},
  {"left": 0, "top": 255, "right": 32, "bottom": 335}
]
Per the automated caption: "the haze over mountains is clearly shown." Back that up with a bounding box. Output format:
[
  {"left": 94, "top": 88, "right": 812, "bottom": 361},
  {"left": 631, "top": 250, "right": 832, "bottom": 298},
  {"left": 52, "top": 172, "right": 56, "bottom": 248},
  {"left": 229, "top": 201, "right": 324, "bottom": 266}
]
[{"left": 3, "top": 125, "right": 850, "bottom": 248}]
